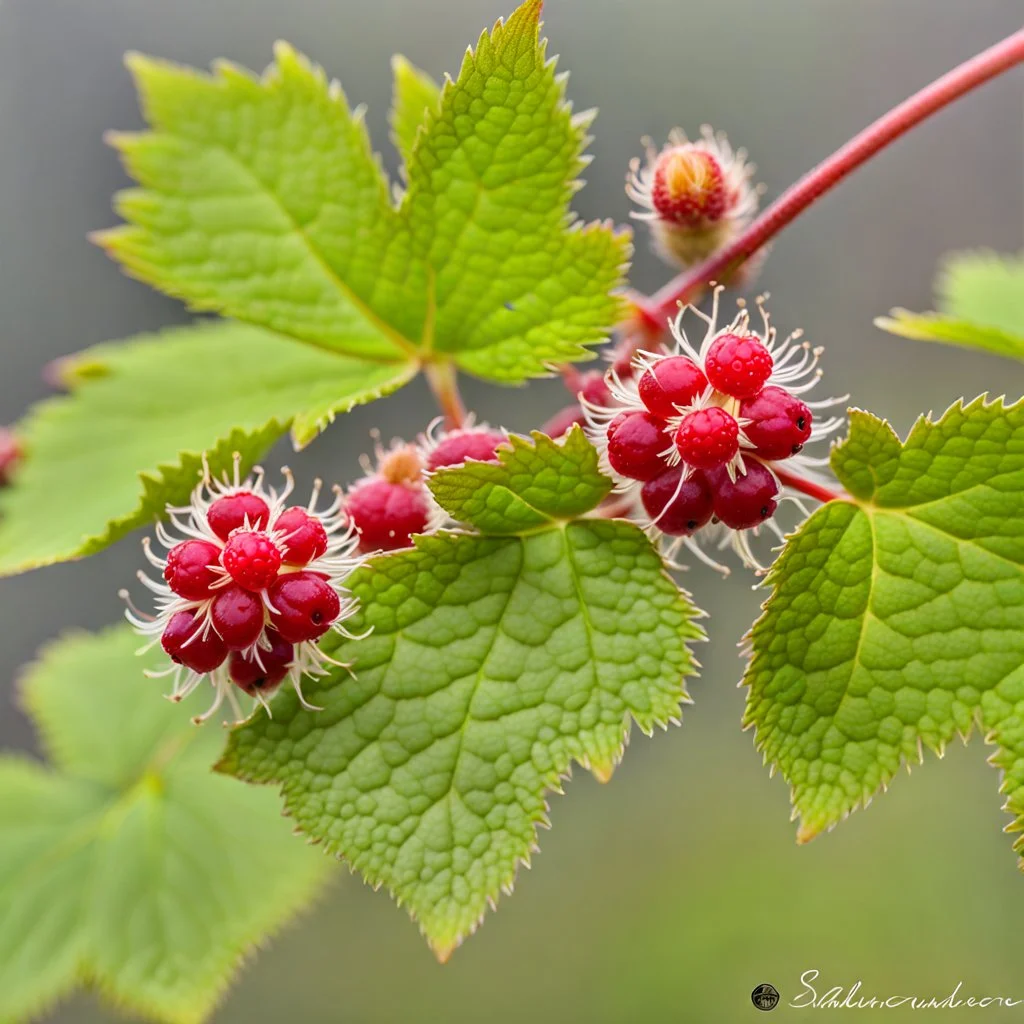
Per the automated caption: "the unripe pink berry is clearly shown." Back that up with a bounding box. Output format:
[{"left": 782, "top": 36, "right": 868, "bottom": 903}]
[
  {"left": 345, "top": 478, "right": 429, "bottom": 552},
  {"left": 651, "top": 148, "right": 727, "bottom": 226},
  {"left": 163, "top": 539, "right": 221, "bottom": 600},
  {"left": 704, "top": 333, "right": 774, "bottom": 399},
  {"left": 207, "top": 490, "right": 271, "bottom": 541},
  {"left": 427, "top": 429, "right": 507, "bottom": 471},
  {"left": 229, "top": 629, "right": 293, "bottom": 694},
  {"left": 276, "top": 507, "right": 329, "bottom": 566},
  {"left": 161, "top": 610, "right": 228, "bottom": 674},
  {"left": 222, "top": 531, "right": 282, "bottom": 592},
  {"left": 606, "top": 411, "right": 671, "bottom": 481},
  {"left": 640, "top": 467, "right": 714, "bottom": 536},
  {"left": 637, "top": 356, "right": 708, "bottom": 418},
  {"left": 674, "top": 406, "right": 739, "bottom": 470},
  {"left": 269, "top": 571, "right": 341, "bottom": 643},
  {"left": 706, "top": 458, "right": 779, "bottom": 529},
  {"left": 740, "top": 386, "right": 813, "bottom": 460}
]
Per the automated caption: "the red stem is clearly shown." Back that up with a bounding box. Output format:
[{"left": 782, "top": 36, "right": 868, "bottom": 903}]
[
  {"left": 424, "top": 361, "right": 467, "bottom": 429},
  {"left": 634, "top": 28, "right": 1024, "bottom": 332},
  {"left": 774, "top": 467, "right": 844, "bottom": 505}
]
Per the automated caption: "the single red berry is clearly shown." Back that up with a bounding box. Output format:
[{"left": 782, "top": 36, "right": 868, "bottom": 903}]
[
  {"left": 207, "top": 491, "right": 270, "bottom": 541},
  {"left": 704, "top": 333, "right": 774, "bottom": 399},
  {"left": 163, "top": 539, "right": 222, "bottom": 600},
  {"left": 210, "top": 584, "right": 266, "bottom": 650},
  {"left": 638, "top": 355, "right": 709, "bottom": 418},
  {"left": 0, "top": 428, "right": 21, "bottom": 487},
  {"left": 740, "top": 386, "right": 813, "bottom": 460},
  {"left": 640, "top": 466, "right": 714, "bottom": 536},
  {"left": 161, "top": 610, "right": 227, "bottom": 674},
  {"left": 427, "top": 429, "right": 507, "bottom": 471},
  {"left": 221, "top": 531, "right": 282, "bottom": 591},
  {"left": 651, "top": 148, "right": 727, "bottom": 225},
  {"left": 269, "top": 571, "right": 341, "bottom": 642},
  {"left": 674, "top": 406, "right": 739, "bottom": 469},
  {"left": 229, "top": 629, "right": 293, "bottom": 694},
  {"left": 276, "top": 507, "right": 329, "bottom": 566},
  {"left": 606, "top": 411, "right": 670, "bottom": 481},
  {"left": 345, "top": 478, "right": 429, "bottom": 552},
  {"left": 706, "top": 458, "right": 779, "bottom": 529}
]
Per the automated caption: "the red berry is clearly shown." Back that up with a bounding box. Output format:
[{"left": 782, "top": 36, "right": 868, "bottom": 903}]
[
  {"left": 345, "top": 478, "right": 429, "bottom": 552},
  {"left": 651, "top": 148, "right": 727, "bottom": 225},
  {"left": 276, "top": 507, "right": 329, "bottom": 566},
  {"left": 161, "top": 610, "right": 227, "bottom": 674},
  {"left": 229, "top": 629, "right": 293, "bottom": 694},
  {"left": 674, "top": 406, "right": 739, "bottom": 469},
  {"left": 638, "top": 356, "right": 708, "bottom": 418},
  {"left": 640, "top": 467, "right": 714, "bottom": 536},
  {"left": 606, "top": 411, "right": 670, "bottom": 481},
  {"left": 0, "top": 428, "right": 21, "bottom": 487},
  {"left": 268, "top": 571, "right": 341, "bottom": 642},
  {"left": 210, "top": 585, "right": 266, "bottom": 650},
  {"left": 221, "top": 531, "right": 282, "bottom": 591},
  {"left": 163, "top": 539, "right": 221, "bottom": 600},
  {"left": 207, "top": 491, "right": 270, "bottom": 541},
  {"left": 704, "top": 333, "right": 774, "bottom": 399},
  {"left": 578, "top": 371, "right": 612, "bottom": 407},
  {"left": 740, "top": 386, "right": 813, "bottom": 460},
  {"left": 427, "top": 429, "right": 507, "bottom": 471},
  {"left": 706, "top": 458, "right": 779, "bottom": 529}
]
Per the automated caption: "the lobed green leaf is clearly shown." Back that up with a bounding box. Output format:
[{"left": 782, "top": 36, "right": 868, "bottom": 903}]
[
  {"left": 389, "top": 55, "right": 441, "bottom": 171},
  {"left": 220, "top": 433, "right": 699, "bottom": 959},
  {"left": 0, "top": 321, "right": 414, "bottom": 577},
  {"left": 744, "top": 397, "right": 1024, "bottom": 850},
  {"left": 0, "top": 627, "right": 334, "bottom": 1024}
]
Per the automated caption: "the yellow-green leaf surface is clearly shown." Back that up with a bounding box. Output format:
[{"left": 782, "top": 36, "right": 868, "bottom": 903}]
[
  {"left": 220, "top": 433, "right": 699, "bottom": 959},
  {"left": 97, "top": 1, "right": 629, "bottom": 383},
  {"left": 876, "top": 251, "right": 1024, "bottom": 362},
  {"left": 389, "top": 55, "right": 440, "bottom": 170},
  {"left": 0, "top": 627, "right": 334, "bottom": 1024},
  {"left": 744, "top": 398, "right": 1024, "bottom": 851},
  {"left": 0, "top": 321, "right": 414, "bottom": 576}
]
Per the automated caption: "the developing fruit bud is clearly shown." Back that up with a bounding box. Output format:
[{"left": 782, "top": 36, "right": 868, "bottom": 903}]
[
  {"left": 124, "top": 456, "right": 362, "bottom": 724},
  {"left": 425, "top": 426, "right": 507, "bottom": 470},
  {"left": 346, "top": 478, "right": 430, "bottom": 552},
  {"left": 626, "top": 126, "right": 761, "bottom": 272}
]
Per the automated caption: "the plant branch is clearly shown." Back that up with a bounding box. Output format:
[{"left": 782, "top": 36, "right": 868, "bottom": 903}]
[
  {"left": 424, "top": 361, "right": 467, "bottom": 429},
  {"left": 632, "top": 27, "right": 1024, "bottom": 333},
  {"left": 774, "top": 467, "right": 844, "bottom": 505}
]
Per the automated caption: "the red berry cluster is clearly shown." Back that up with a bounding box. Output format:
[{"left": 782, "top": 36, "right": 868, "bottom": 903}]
[
  {"left": 125, "top": 461, "right": 361, "bottom": 724},
  {"left": 344, "top": 425, "right": 508, "bottom": 554},
  {"left": 591, "top": 327, "right": 814, "bottom": 540}
]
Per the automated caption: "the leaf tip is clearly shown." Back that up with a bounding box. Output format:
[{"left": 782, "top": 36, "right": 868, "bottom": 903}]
[{"left": 795, "top": 820, "right": 821, "bottom": 845}]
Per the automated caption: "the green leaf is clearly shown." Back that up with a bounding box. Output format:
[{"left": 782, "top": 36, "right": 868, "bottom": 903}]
[
  {"left": 0, "top": 627, "right": 333, "bottom": 1024},
  {"left": 876, "top": 251, "right": 1024, "bottom": 362},
  {"left": 743, "top": 397, "right": 1024, "bottom": 851},
  {"left": 219, "top": 433, "right": 699, "bottom": 960},
  {"left": 429, "top": 426, "right": 611, "bottom": 533},
  {"left": 389, "top": 55, "right": 440, "bottom": 170},
  {"left": 0, "top": 321, "right": 414, "bottom": 577},
  {"left": 401, "top": 0, "right": 631, "bottom": 379},
  {"left": 97, "top": 2, "right": 630, "bottom": 383}
]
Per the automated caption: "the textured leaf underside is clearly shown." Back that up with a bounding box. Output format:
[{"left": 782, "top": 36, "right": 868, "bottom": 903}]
[
  {"left": 0, "top": 628, "right": 333, "bottom": 1024},
  {"left": 219, "top": 429, "right": 700, "bottom": 959},
  {"left": 744, "top": 398, "right": 1024, "bottom": 850}
]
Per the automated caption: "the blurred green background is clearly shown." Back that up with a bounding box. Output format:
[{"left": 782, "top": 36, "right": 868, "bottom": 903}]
[{"left": 1, "top": 0, "right": 1022, "bottom": 1020}]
